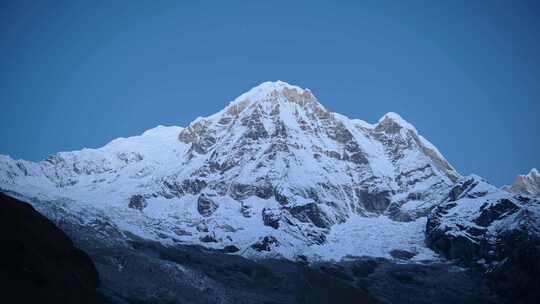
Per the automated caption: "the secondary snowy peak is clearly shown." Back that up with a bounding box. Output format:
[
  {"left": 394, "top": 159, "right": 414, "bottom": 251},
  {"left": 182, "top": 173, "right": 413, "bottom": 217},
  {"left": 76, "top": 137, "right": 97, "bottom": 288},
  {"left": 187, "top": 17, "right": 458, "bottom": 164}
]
[
  {"left": 504, "top": 168, "right": 540, "bottom": 198},
  {"left": 0, "top": 124, "right": 186, "bottom": 189},
  {"left": 377, "top": 112, "right": 417, "bottom": 132}
]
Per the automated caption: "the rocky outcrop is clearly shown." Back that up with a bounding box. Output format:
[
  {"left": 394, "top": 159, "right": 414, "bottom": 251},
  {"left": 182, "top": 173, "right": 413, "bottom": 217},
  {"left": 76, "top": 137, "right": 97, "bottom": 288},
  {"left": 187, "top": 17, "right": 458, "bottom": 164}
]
[
  {"left": 197, "top": 194, "right": 218, "bottom": 217},
  {"left": 290, "top": 202, "right": 333, "bottom": 228},
  {"left": 262, "top": 207, "right": 282, "bottom": 229},
  {"left": 389, "top": 249, "right": 416, "bottom": 260},
  {"left": 128, "top": 194, "right": 147, "bottom": 211},
  {"left": 0, "top": 193, "right": 103, "bottom": 304},
  {"left": 251, "top": 236, "right": 280, "bottom": 252},
  {"left": 358, "top": 189, "right": 392, "bottom": 213}
]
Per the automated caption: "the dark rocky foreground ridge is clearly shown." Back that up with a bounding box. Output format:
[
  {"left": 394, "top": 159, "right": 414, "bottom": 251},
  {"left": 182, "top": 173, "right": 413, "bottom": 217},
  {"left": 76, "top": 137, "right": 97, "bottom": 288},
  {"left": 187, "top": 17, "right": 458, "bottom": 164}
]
[
  {"left": 0, "top": 193, "right": 104, "bottom": 304},
  {"left": 1, "top": 192, "right": 505, "bottom": 304}
]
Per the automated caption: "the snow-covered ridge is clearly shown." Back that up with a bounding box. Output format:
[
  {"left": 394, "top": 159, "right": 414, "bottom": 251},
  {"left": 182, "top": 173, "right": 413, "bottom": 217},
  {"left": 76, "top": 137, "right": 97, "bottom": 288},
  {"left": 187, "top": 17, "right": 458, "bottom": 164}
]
[{"left": 503, "top": 168, "right": 540, "bottom": 198}]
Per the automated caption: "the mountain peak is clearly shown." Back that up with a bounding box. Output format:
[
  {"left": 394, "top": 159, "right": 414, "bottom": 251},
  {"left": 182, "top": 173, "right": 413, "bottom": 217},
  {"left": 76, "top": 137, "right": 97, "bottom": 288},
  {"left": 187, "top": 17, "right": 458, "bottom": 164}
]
[
  {"left": 504, "top": 168, "right": 540, "bottom": 197},
  {"left": 244, "top": 80, "right": 308, "bottom": 95},
  {"left": 374, "top": 112, "right": 419, "bottom": 136},
  {"left": 378, "top": 112, "right": 417, "bottom": 132},
  {"left": 229, "top": 80, "right": 318, "bottom": 108}
]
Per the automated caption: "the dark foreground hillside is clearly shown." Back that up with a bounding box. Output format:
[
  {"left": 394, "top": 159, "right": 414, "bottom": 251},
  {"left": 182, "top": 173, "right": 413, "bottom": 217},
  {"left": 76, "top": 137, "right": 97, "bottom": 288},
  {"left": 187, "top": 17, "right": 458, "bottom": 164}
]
[{"left": 0, "top": 193, "right": 104, "bottom": 304}]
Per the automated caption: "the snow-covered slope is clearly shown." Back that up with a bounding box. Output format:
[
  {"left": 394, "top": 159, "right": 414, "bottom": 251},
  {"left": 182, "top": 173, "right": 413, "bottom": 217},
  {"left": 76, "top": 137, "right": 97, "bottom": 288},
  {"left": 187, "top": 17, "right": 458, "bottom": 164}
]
[
  {"left": 1, "top": 80, "right": 527, "bottom": 262},
  {"left": 503, "top": 168, "right": 540, "bottom": 198}
]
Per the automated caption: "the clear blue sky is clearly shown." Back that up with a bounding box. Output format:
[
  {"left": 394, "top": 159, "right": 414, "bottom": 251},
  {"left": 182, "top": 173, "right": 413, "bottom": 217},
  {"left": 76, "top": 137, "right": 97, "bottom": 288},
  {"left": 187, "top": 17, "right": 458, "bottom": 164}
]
[{"left": 1, "top": 0, "right": 539, "bottom": 186}]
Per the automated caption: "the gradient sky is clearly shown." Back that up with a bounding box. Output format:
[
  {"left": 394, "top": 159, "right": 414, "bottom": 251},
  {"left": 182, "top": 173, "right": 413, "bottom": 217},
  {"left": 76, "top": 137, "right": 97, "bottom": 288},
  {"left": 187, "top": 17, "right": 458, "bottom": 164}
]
[{"left": 1, "top": 0, "right": 539, "bottom": 186}]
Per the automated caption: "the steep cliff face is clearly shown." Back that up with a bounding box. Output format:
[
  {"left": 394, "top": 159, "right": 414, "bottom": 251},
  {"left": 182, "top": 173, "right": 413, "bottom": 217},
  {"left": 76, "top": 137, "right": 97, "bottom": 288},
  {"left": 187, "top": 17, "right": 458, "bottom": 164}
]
[{"left": 0, "top": 193, "right": 103, "bottom": 304}]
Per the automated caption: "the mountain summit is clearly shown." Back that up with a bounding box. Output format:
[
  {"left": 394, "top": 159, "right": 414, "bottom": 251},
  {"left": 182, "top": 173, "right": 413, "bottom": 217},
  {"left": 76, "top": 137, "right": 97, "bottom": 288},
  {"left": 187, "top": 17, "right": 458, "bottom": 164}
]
[{"left": 177, "top": 81, "right": 459, "bottom": 223}]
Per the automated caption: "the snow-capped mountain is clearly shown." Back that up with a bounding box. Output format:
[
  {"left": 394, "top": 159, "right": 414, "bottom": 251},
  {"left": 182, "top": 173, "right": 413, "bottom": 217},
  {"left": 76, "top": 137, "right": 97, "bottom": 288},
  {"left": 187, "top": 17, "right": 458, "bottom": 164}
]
[
  {"left": 503, "top": 168, "right": 540, "bottom": 198},
  {"left": 0, "top": 81, "right": 537, "bottom": 265}
]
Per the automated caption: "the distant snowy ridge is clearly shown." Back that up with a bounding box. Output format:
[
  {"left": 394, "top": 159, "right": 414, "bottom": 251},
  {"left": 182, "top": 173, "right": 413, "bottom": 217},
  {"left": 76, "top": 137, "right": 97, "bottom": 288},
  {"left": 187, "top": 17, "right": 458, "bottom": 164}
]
[{"left": 503, "top": 168, "right": 540, "bottom": 198}]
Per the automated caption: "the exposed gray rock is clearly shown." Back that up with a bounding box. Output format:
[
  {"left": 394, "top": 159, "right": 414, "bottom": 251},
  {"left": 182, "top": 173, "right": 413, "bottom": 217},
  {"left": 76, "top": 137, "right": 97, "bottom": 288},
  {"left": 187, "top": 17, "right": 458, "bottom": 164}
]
[
  {"left": 251, "top": 236, "right": 280, "bottom": 252},
  {"left": 128, "top": 195, "right": 147, "bottom": 211},
  {"left": 304, "top": 229, "right": 327, "bottom": 245},
  {"left": 474, "top": 198, "right": 519, "bottom": 227},
  {"left": 446, "top": 177, "right": 479, "bottom": 201},
  {"left": 229, "top": 182, "right": 255, "bottom": 200},
  {"left": 254, "top": 183, "right": 273, "bottom": 199},
  {"left": 274, "top": 189, "right": 289, "bottom": 205},
  {"left": 289, "top": 202, "right": 333, "bottom": 228},
  {"left": 182, "top": 179, "right": 207, "bottom": 195},
  {"left": 240, "top": 204, "right": 252, "bottom": 218},
  {"left": 240, "top": 108, "right": 269, "bottom": 140},
  {"left": 389, "top": 249, "right": 417, "bottom": 260},
  {"left": 161, "top": 179, "right": 184, "bottom": 197},
  {"left": 261, "top": 208, "right": 281, "bottom": 229},
  {"left": 358, "top": 189, "right": 391, "bottom": 213},
  {"left": 199, "top": 235, "right": 217, "bottom": 243},
  {"left": 178, "top": 119, "right": 216, "bottom": 154},
  {"left": 197, "top": 194, "right": 218, "bottom": 217}
]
